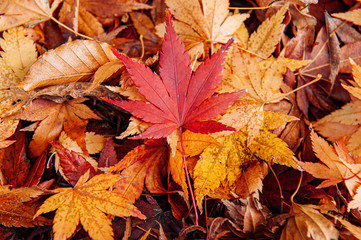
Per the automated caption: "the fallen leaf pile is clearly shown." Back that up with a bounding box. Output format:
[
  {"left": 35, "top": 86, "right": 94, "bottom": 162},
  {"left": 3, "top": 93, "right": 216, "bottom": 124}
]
[{"left": 2, "top": 0, "right": 361, "bottom": 239}]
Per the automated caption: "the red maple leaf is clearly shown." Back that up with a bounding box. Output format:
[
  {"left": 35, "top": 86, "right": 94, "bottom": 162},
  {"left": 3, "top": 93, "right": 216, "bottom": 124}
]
[{"left": 106, "top": 11, "right": 245, "bottom": 139}]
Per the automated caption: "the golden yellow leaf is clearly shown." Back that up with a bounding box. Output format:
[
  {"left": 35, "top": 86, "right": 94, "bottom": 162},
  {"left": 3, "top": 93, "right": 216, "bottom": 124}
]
[
  {"left": 0, "top": 27, "right": 37, "bottom": 80},
  {"left": 0, "top": 0, "right": 62, "bottom": 31},
  {"left": 163, "top": 0, "right": 249, "bottom": 58},
  {"left": 248, "top": 3, "right": 288, "bottom": 59},
  {"left": 194, "top": 128, "right": 295, "bottom": 210},
  {"left": 17, "top": 40, "right": 118, "bottom": 91},
  {"left": 332, "top": 9, "right": 361, "bottom": 26},
  {"left": 171, "top": 131, "right": 222, "bottom": 200},
  {"left": 34, "top": 171, "right": 146, "bottom": 240},
  {"left": 280, "top": 203, "right": 339, "bottom": 240}
]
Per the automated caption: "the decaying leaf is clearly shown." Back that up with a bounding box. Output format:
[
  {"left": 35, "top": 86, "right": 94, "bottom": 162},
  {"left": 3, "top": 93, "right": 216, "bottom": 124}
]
[
  {"left": 34, "top": 171, "right": 146, "bottom": 240},
  {"left": 280, "top": 202, "right": 339, "bottom": 240},
  {"left": 0, "top": 185, "right": 51, "bottom": 227}
]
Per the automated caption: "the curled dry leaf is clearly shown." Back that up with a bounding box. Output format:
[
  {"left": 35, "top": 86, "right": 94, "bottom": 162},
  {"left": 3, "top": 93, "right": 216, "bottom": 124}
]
[
  {"left": 280, "top": 202, "right": 338, "bottom": 240},
  {"left": 17, "top": 40, "right": 118, "bottom": 91}
]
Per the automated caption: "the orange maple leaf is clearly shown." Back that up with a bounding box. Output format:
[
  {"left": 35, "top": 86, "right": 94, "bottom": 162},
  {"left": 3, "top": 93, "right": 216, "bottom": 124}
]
[
  {"left": 8, "top": 98, "right": 101, "bottom": 157},
  {"left": 34, "top": 171, "right": 145, "bottom": 240}
]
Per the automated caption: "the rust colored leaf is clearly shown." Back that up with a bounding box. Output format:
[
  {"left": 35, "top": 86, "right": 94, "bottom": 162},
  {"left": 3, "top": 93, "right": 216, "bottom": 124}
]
[
  {"left": 52, "top": 142, "right": 96, "bottom": 186},
  {"left": 24, "top": 152, "right": 47, "bottom": 187},
  {"left": 109, "top": 139, "right": 168, "bottom": 202},
  {"left": 9, "top": 98, "right": 101, "bottom": 157},
  {"left": 17, "top": 40, "right": 118, "bottom": 91},
  {"left": 297, "top": 131, "right": 361, "bottom": 196},
  {"left": 81, "top": 0, "right": 152, "bottom": 19},
  {"left": 0, "top": 131, "right": 30, "bottom": 187},
  {"left": 98, "top": 138, "right": 119, "bottom": 168},
  {"left": 0, "top": 185, "right": 51, "bottom": 227},
  {"left": 34, "top": 171, "right": 146, "bottom": 240}
]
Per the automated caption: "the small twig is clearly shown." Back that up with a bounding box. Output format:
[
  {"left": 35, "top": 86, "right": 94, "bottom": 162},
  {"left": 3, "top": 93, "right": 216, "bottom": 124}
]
[
  {"left": 179, "top": 127, "right": 199, "bottom": 225},
  {"left": 50, "top": 16, "right": 94, "bottom": 40}
]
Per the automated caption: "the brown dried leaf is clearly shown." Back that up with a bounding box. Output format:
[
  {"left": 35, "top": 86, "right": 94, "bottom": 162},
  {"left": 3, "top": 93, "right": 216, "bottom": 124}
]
[
  {"left": 81, "top": 0, "right": 152, "bottom": 19},
  {"left": 280, "top": 203, "right": 339, "bottom": 240},
  {"left": 0, "top": 185, "right": 51, "bottom": 227},
  {"left": 9, "top": 98, "right": 101, "bottom": 157},
  {"left": 17, "top": 40, "right": 118, "bottom": 91}
]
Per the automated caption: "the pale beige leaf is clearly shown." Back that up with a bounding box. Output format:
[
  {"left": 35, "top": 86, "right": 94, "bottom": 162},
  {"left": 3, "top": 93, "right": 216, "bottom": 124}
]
[
  {"left": 248, "top": 3, "right": 288, "bottom": 59},
  {"left": 0, "top": 0, "right": 62, "bottom": 31},
  {"left": 17, "top": 40, "right": 118, "bottom": 91},
  {"left": 85, "top": 132, "right": 106, "bottom": 155},
  {"left": 332, "top": 9, "right": 361, "bottom": 26},
  {"left": 0, "top": 27, "right": 37, "bottom": 80}
]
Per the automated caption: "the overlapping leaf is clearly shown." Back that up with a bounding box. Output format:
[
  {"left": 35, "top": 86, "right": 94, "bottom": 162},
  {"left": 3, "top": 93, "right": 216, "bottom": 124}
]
[
  {"left": 0, "top": 185, "right": 51, "bottom": 227},
  {"left": 0, "top": 0, "right": 62, "bottom": 31},
  {"left": 315, "top": 60, "right": 361, "bottom": 156},
  {"left": 162, "top": 0, "right": 249, "bottom": 58},
  {"left": 297, "top": 131, "right": 361, "bottom": 196},
  {"left": 8, "top": 98, "right": 101, "bottom": 157},
  {"left": 106, "top": 11, "right": 244, "bottom": 140},
  {"left": 34, "top": 171, "right": 146, "bottom": 240},
  {"left": 17, "top": 40, "right": 118, "bottom": 91}
]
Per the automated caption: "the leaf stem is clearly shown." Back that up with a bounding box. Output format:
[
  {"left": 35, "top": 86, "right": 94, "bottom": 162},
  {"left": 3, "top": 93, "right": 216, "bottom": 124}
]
[
  {"left": 179, "top": 127, "right": 199, "bottom": 225},
  {"left": 50, "top": 16, "right": 94, "bottom": 40}
]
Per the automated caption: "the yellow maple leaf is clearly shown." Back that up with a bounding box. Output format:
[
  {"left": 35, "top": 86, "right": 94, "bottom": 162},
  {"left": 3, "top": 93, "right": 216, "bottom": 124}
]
[
  {"left": 34, "top": 171, "right": 146, "bottom": 240},
  {"left": 217, "top": 47, "right": 304, "bottom": 143},
  {"left": 248, "top": 3, "right": 288, "bottom": 60},
  {"left": 159, "top": 0, "right": 249, "bottom": 58},
  {"left": 194, "top": 124, "right": 297, "bottom": 210}
]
